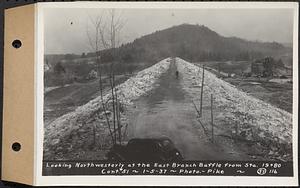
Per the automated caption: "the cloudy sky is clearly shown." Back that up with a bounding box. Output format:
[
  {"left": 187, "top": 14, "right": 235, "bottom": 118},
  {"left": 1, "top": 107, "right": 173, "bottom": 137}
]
[{"left": 44, "top": 8, "right": 294, "bottom": 54}]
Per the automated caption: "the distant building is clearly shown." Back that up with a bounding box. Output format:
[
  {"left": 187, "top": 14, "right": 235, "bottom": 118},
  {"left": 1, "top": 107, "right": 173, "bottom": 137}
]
[{"left": 251, "top": 57, "right": 274, "bottom": 77}]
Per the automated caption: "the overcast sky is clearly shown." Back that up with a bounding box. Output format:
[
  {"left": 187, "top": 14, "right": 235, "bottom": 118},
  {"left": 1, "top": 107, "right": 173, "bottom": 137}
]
[{"left": 44, "top": 8, "right": 294, "bottom": 54}]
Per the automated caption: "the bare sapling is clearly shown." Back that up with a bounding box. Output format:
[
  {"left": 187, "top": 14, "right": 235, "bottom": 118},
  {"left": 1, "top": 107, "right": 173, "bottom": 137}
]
[
  {"left": 211, "top": 93, "right": 214, "bottom": 143},
  {"left": 199, "top": 64, "right": 205, "bottom": 117},
  {"left": 109, "top": 65, "right": 117, "bottom": 144},
  {"left": 99, "top": 9, "right": 126, "bottom": 145},
  {"left": 87, "top": 9, "right": 125, "bottom": 146},
  {"left": 87, "top": 14, "right": 116, "bottom": 145}
]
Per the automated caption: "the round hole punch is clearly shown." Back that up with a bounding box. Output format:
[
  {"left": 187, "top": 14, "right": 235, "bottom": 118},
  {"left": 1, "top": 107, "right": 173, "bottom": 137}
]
[
  {"left": 12, "top": 142, "right": 21, "bottom": 152},
  {"left": 12, "top": 39, "right": 22, "bottom": 49}
]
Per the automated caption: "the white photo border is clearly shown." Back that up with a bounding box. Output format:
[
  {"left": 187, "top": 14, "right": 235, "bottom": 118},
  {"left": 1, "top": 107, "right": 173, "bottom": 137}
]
[{"left": 35, "top": 1, "right": 299, "bottom": 186}]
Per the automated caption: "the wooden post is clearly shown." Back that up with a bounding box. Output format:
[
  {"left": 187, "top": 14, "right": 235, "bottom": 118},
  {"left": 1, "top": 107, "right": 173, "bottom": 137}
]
[
  {"left": 199, "top": 64, "right": 205, "bottom": 117},
  {"left": 234, "top": 121, "right": 238, "bottom": 142},
  {"left": 211, "top": 94, "right": 214, "bottom": 143},
  {"left": 198, "top": 67, "right": 202, "bottom": 116},
  {"left": 93, "top": 123, "right": 97, "bottom": 146}
]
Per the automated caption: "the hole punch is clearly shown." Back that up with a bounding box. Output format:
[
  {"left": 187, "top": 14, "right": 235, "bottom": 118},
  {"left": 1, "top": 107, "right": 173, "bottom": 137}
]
[
  {"left": 12, "top": 39, "right": 22, "bottom": 49},
  {"left": 12, "top": 142, "right": 21, "bottom": 152}
]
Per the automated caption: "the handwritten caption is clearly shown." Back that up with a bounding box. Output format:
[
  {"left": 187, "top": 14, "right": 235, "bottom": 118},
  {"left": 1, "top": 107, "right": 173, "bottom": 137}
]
[{"left": 43, "top": 161, "right": 292, "bottom": 176}]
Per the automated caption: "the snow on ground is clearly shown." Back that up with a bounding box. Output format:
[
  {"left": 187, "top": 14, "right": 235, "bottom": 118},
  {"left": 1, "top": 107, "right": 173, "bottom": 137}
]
[
  {"left": 44, "top": 86, "right": 59, "bottom": 94},
  {"left": 44, "top": 85, "right": 71, "bottom": 94},
  {"left": 269, "top": 78, "right": 292, "bottom": 84},
  {"left": 176, "top": 57, "right": 292, "bottom": 159},
  {"left": 116, "top": 59, "right": 171, "bottom": 105},
  {"left": 44, "top": 58, "right": 171, "bottom": 159}
]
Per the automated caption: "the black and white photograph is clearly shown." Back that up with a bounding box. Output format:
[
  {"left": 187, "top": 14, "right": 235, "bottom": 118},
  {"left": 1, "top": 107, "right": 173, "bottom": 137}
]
[{"left": 40, "top": 2, "right": 297, "bottom": 180}]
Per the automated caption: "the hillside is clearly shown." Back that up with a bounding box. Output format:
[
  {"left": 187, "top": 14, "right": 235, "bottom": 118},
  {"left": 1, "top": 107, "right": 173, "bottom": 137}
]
[
  {"left": 46, "top": 24, "right": 291, "bottom": 66},
  {"left": 96, "top": 24, "right": 291, "bottom": 64},
  {"left": 44, "top": 24, "right": 292, "bottom": 86}
]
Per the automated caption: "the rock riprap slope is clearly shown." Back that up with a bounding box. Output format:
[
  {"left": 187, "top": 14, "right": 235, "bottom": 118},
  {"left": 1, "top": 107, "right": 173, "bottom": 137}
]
[
  {"left": 176, "top": 58, "right": 292, "bottom": 161},
  {"left": 44, "top": 58, "right": 171, "bottom": 160}
]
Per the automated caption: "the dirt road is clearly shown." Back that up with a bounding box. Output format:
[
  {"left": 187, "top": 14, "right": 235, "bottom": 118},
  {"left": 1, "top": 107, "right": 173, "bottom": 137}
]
[{"left": 128, "top": 59, "right": 251, "bottom": 160}]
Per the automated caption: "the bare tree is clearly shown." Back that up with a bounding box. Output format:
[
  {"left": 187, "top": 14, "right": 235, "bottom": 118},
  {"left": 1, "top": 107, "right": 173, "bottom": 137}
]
[
  {"left": 86, "top": 9, "right": 125, "bottom": 146},
  {"left": 86, "top": 14, "right": 115, "bottom": 144}
]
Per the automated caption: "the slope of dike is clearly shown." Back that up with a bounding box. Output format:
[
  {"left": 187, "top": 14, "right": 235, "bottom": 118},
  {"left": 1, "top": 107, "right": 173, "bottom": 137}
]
[
  {"left": 44, "top": 58, "right": 171, "bottom": 160},
  {"left": 176, "top": 58, "right": 292, "bottom": 161}
]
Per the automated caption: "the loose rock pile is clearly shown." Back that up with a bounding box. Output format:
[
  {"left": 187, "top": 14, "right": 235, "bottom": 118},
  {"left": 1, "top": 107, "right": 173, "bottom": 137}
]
[
  {"left": 44, "top": 58, "right": 171, "bottom": 160},
  {"left": 176, "top": 58, "right": 293, "bottom": 161}
]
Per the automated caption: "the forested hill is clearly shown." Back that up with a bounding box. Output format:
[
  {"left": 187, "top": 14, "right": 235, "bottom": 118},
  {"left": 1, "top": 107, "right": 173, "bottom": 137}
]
[
  {"left": 96, "top": 24, "right": 291, "bottom": 64},
  {"left": 46, "top": 24, "right": 291, "bottom": 66}
]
